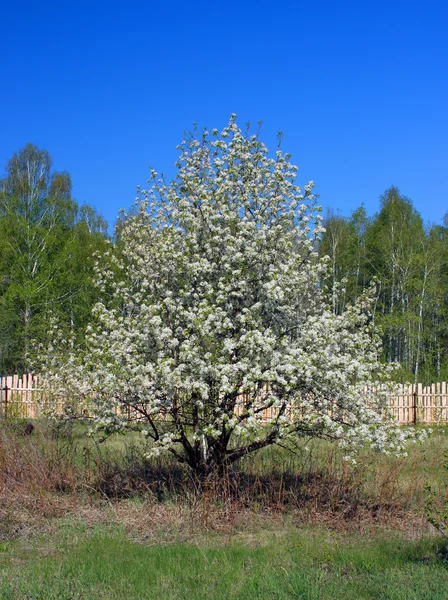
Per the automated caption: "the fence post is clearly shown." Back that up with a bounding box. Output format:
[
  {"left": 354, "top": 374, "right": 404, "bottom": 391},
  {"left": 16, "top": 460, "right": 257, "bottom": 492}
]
[
  {"left": 4, "top": 382, "right": 8, "bottom": 420},
  {"left": 413, "top": 386, "right": 418, "bottom": 426}
]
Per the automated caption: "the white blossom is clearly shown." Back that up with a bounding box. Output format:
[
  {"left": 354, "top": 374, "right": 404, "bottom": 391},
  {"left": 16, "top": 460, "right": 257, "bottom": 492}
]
[{"left": 41, "top": 117, "right": 424, "bottom": 477}]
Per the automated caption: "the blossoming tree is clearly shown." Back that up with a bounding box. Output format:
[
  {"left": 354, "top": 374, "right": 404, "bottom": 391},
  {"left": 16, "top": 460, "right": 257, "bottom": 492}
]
[{"left": 45, "top": 116, "right": 418, "bottom": 477}]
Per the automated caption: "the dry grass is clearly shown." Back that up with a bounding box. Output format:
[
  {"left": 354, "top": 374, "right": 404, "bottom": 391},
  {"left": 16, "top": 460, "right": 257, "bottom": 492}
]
[{"left": 0, "top": 421, "right": 446, "bottom": 544}]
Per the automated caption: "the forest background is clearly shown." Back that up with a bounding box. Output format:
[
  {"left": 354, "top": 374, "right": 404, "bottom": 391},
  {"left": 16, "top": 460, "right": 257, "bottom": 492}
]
[{"left": 0, "top": 143, "right": 446, "bottom": 384}]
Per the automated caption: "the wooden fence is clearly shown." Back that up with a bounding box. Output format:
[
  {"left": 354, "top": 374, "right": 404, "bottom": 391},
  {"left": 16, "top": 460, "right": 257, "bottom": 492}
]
[
  {"left": 386, "top": 382, "right": 447, "bottom": 424},
  {"left": 1, "top": 376, "right": 448, "bottom": 425},
  {"left": 0, "top": 374, "right": 48, "bottom": 419}
]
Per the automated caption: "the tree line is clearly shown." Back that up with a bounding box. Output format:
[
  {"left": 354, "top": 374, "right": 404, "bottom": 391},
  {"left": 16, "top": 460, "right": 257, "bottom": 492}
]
[
  {"left": 320, "top": 187, "right": 448, "bottom": 384},
  {"left": 0, "top": 144, "right": 446, "bottom": 384},
  {"left": 0, "top": 144, "right": 109, "bottom": 374}
]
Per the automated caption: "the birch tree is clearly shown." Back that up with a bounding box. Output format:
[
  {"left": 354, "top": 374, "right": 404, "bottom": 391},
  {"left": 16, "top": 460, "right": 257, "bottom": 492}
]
[
  {"left": 0, "top": 144, "right": 107, "bottom": 373},
  {"left": 364, "top": 188, "right": 425, "bottom": 370}
]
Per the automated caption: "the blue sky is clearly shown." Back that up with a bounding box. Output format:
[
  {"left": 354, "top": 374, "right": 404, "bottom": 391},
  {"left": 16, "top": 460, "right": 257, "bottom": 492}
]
[{"left": 1, "top": 0, "right": 447, "bottom": 232}]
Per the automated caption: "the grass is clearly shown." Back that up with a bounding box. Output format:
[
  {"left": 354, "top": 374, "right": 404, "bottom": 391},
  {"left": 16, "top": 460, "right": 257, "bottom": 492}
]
[
  {"left": 1, "top": 524, "right": 448, "bottom": 599},
  {"left": 1, "top": 420, "right": 448, "bottom": 598}
]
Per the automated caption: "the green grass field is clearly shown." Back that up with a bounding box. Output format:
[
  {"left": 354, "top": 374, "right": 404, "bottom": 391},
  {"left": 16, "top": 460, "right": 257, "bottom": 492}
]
[
  {"left": 1, "top": 421, "right": 448, "bottom": 599},
  {"left": 1, "top": 524, "right": 448, "bottom": 599}
]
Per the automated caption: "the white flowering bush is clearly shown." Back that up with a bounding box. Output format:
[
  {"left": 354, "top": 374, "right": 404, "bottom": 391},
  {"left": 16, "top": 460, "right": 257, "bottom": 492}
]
[{"left": 43, "top": 116, "right": 421, "bottom": 477}]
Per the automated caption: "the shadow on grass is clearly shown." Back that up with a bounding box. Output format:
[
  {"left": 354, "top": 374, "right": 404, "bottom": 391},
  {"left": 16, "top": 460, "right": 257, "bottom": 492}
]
[{"left": 92, "top": 448, "right": 394, "bottom": 524}]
